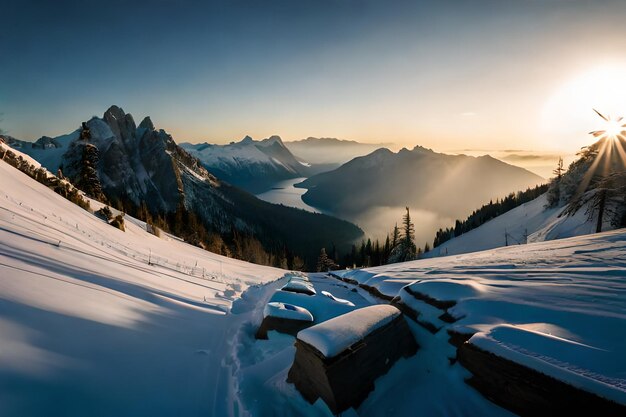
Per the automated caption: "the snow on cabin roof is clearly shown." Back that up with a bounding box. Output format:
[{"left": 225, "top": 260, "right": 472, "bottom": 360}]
[
  {"left": 281, "top": 280, "right": 316, "bottom": 295},
  {"left": 263, "top": 302, "right": 314, "bottom": 322},
  {"left": 297, "top": 305, "right": 401, "bottom": 358}
]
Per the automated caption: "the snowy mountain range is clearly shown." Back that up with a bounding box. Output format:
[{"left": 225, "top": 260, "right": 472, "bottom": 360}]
[
  {"left": 181, "top": 136, "right": 312, "bottom": 193},
  {"left": 1, "top": 106, "right": 363, "bottom": 264}
]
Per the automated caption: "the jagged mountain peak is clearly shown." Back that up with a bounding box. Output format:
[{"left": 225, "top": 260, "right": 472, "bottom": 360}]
[
  {"left": 412, "top": 145, "right": 434, "bottom": 154},
  {"left": 263, "top": 135, "right": 283, "bottom": 146},
  {"left": 103, "top": 105, "right": 137, "bottom": 143},
  {"left": 180, "top": 134, "right": 310, "bottom": 193},
  {"left": 103, "top": 105, "right": 127, "bottom": 121},
  {"left": 240, "top": 135, "right": 254, "bottom": 144},
  {"left": 236, "top": 135, "right": 285, "bottom": 147},
  {"left": 139, "top": 116, "right": 155, "bottom": 131}
]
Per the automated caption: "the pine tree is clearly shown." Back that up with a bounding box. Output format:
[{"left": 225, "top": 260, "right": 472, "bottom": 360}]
[
  {"left": 359, "top": 240, "right": 366, "bottom": 266},
  {"left": 69, "top": 142, "right": 106, "bottom": 202},
  {"left": 554, "top": 157, "right": 564, "bottom": 179},
  {"left": 350, "top": 244, "right": 357, "bottom": 268},
  {"left": 391, "top": 223, "right": 400, "bottom": 249},
  {"left": 173, "top": 201, "right": 185, "bottom": 236},
  {"left": 401, "top": 206, "right": 417, "bottom": 259},
  {"left": 98, "top": 205, "right": 113, "bottom": 220},
  {"left": 316, "top": 247, "right": 330, "bottom": 272},
  {"left": 547, "top": 157, "right": 564, "bottom": 207},
  {"left": 373, "top": 239, "right": 381, "bottom": 266},
  {"left": 388, "top": 207, "right": 417, "bottom": 263},
  {"left": 383, "top": 234, "right": 391, "bottom": 264}
]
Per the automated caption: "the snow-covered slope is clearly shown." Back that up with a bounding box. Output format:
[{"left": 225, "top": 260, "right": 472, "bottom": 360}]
[
  {"left": 428, "top": 193, "right": 604, "bottom": 258},
  {"left": 1, "top": 132, "right": 77, "bottom": 173},
  {"left": 181, "top": 136, "right": 310, "bottom": 192},
  {"left": 334, "top": 230, "right": 626, "bottom": 408},
  {"left": 0, "top": 156, "right": 286, "bottom": 416}
]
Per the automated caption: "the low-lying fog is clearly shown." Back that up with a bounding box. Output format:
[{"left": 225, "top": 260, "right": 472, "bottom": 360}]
[{"left": 257, "top": 182, "right": 455, "bottom": 248}]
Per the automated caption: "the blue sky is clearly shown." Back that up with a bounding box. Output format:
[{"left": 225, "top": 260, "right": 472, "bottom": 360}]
[{"left": 3, "top": 0, "right": 626, "bottom": 153}]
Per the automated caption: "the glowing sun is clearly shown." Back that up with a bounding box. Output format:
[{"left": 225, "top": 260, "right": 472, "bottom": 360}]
[
  {"left": 542, "top": 65, "right": 626, "bottom": 149},
  {"left": 589, "top": 109, "right": 626, "bottom": 141}
]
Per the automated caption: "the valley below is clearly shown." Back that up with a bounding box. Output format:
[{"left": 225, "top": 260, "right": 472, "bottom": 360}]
[
  {"left": 255, "top": 178, "right": 321, "bottom": 214},
  {"left": 257, "top": 178, "right": 456, "bottom": 247}
]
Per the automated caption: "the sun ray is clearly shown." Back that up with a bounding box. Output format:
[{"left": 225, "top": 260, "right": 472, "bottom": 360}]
[
  {"left": 576, "top": 140, "right": 607, "bottom": 195},
  {"left": 575, "top": 111, "right": 626, "bottom": 197},
  {"left": 601, "top": 140, "right": 613, "bottom": 176},
  {"left": 613, "top": 138, "right": 626, "bottom": 167},
  {"left": 593, "top": 108, "right": 609, "bottom": 121}
]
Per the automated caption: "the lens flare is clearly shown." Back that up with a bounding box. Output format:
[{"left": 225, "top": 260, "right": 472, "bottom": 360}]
[
  {"left": 604, "top": 120, "right": 624, "bottom": 139},
  {"left": 576, "top": 110, "right": 626, "bottom": 197},
  {"left": 588, "top": 109, "right": 626, "bottom": 141}
]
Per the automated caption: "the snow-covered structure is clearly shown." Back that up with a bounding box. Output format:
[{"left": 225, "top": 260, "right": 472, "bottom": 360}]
[
  {"left": 255, "top": 301, "right": 314, "bottom": 339},
  {"left": 288, "top": 305, "right": 418, "bottom": 414},
  {"left": 280, "top": 279, "right": 316, "bottom": 295}
]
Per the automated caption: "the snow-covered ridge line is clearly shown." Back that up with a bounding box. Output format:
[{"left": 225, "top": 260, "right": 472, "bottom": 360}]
[{"left": 180, "top": 135, "right": 310, "bottom": 192}]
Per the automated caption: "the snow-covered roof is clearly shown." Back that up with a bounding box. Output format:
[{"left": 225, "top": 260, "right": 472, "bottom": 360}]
[
  {"left": 281, "top": 280, "right": 316, "bottom": 295},
  {"left": 297, "top": 305, "right": 401, "bottom": 358},
  {"left": 263, "top": 302, "right": 313, "bottom": 322}
]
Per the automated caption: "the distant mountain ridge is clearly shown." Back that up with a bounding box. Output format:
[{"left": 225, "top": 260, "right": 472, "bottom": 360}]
[
  {"left": 286, "top": 137, "right": 394, "bottom": 147},
  {"left": 297, "top": 145, "right": 545, "bottom": 225},
  {"left": 2, "top": 106, "right": 363, "bottom": 266},
  {"left": 284, "top": 137, "right": 394, "bottom": 168}
]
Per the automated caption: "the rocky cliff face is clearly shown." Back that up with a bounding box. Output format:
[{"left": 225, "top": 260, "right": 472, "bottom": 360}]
[{"left": 84, "top": 106, "right": 178, "bottom": 211}]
